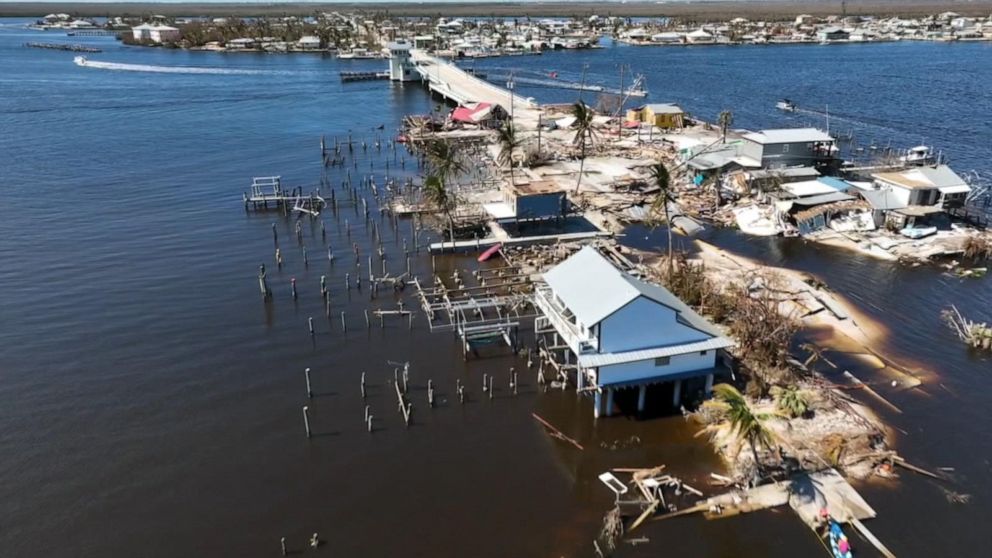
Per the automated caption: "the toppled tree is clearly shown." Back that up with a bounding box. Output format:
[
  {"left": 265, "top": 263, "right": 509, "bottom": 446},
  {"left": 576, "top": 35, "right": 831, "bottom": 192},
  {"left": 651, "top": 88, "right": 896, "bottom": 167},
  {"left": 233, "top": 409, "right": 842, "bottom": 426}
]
[{"left": 699, "top": 383, "right": 779, "bottom": 480}]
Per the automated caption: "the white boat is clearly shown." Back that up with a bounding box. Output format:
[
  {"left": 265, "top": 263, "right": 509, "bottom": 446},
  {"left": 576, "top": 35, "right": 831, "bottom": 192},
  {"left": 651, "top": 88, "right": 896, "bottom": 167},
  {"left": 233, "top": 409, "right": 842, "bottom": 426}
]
[
  {"left": 900, "top": 145, "right": 936, "bottom": 166},
  {"left": 776, "top": 98, "right": 797, "bottom": 112},
  {"left": 73, "top": 55, "right": 87, "bottom": 66},
  {"left": 900, "top": 226, "right": 938, "bottom": 239},
  {"left": 337, "top": 48, "right": 379, "bottom": 60}
]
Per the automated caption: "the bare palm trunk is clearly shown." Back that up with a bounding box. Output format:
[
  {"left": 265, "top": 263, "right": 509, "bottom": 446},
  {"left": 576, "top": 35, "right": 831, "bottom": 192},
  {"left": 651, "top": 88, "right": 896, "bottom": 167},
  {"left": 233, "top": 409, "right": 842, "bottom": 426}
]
[
  {"left": 664, "top": 204, "right": 674, "bottom": 280},
  {"left": 575, "top": 140, "right": 586, "bottom": 193},
  {"left": 749, "top": 438, "right": 762, "bottom": 481}
]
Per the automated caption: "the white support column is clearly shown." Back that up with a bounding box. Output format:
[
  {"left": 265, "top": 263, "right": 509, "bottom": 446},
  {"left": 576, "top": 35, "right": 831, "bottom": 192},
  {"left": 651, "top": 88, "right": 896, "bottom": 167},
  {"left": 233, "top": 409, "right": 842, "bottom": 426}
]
[
  {"left": 594, "top": 390, "right": 602, "bottom": 419},
  {"left": 577, "top": 367, "right": 584, "bottom": 391},
  {"left": 705, "top": 374, "right": 714, "bottom": 396},
  {"left": 672, "top": 379, "right": 682, "bottom": 407},
  {"left": 637, "top": 385, "right": 647, "bottom": 413},
  {"left": 605, "top": 388, "right": 614, "bottom": 418}
]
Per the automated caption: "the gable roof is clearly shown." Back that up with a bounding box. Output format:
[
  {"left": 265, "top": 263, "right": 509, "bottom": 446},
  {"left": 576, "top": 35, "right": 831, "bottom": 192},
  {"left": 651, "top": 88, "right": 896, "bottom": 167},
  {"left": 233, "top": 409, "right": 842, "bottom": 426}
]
[{"left": 542, "top": 246, "right": 721, "bottom": 337}]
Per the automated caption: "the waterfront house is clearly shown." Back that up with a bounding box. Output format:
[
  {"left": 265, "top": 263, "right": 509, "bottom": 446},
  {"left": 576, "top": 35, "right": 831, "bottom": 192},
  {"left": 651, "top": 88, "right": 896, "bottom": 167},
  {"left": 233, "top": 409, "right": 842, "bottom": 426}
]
[
  {"left": 626, "top": 103, "right": 685, "bottom": 129},
  {"left": 870, "top": 165, "right": 971, "bottom": 209},
  {"left": 817, "top": 26, "right": 850, "bottom": 41},
  {"left": 687, "top": 28, "right": 715, "bottom": 44},
  {"left": 534, "top": 247, "right": 734, "bottom": 418},
  {"left": 131, "top": 23, "right": 180, "bottom": 44},
  {"left": 740, "top": 128, "right": 837, "bottom": 169},
  {"left": 296, "top": 36, "right": 322, "bottom": 51}
]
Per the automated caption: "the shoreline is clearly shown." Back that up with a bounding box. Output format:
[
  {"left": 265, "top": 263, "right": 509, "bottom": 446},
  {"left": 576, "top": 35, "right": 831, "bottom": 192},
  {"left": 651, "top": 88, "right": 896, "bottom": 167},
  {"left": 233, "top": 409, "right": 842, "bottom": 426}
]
[{"left": 5, "top": 1, "right": 992, "bottom": 19}]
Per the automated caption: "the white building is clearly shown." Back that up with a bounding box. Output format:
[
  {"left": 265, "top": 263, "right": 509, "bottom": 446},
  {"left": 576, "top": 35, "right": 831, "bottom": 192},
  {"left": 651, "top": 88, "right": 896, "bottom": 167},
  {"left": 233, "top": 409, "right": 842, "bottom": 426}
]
[
  {"left": 870, "top": 165, "right": 971, "bottom": 209},
  {"left": 534, "top": 247, "right": 733, "bottom": 418},
  {"left": 296, "top": 36, "right": 322, "bottom": 50},
  {"left": 132, "top": 23, "right": 180, "bottom": 44},
  {"left": 386, "top": 42, "right": 416, "bottom": 82}
]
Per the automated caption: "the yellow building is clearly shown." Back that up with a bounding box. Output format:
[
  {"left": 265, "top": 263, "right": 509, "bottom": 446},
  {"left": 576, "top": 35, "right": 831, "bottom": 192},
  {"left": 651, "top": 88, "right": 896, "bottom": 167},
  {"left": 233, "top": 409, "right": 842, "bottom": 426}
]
[{"left": 626, "top": 103, "right": 685, "bottom": 129}]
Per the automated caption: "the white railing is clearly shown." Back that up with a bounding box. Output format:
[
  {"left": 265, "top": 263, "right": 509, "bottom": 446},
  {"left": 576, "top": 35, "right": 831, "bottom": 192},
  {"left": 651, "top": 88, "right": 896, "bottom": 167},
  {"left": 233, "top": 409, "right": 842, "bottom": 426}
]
[{"left": 533, "top": 284, "right": 598, "bottom": 353}]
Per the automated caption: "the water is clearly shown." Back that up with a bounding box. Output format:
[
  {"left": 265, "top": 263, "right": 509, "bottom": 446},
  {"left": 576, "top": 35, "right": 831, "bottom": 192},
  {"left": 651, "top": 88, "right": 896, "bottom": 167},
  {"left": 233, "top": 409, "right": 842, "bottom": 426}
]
[{"left": 1, "top": 22, "right": 991, "bottom": 557}]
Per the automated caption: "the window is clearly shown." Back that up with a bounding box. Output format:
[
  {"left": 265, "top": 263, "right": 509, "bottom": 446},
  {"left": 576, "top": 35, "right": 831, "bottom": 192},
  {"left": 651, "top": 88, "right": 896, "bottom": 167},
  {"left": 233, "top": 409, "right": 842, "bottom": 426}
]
[
  {"left": 699, "top": 350, "right": 708, "bottom": 356},
  {"left": 654, "top": 356, "right": 670, "bottom": 366},
  {"left": 782, "top": 144, "right": 790, "bottom": 153}
]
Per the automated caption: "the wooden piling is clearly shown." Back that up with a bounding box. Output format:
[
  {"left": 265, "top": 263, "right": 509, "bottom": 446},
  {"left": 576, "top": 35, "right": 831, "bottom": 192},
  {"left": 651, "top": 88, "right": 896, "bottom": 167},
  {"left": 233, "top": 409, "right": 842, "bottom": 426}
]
[
  {"left": 291, "top": 277, "right": 298, "bottom": 299},
  {"left": 308, "top": 317, "right": 314, "bottom": 336},
  {"left": 361, "top": 372, "right": 367, "bottom": 399},
  {"left": 305, "top": 367, "right": 313, "bottom": 398},
  {"left": 302, "top": 405, "right": 311, "bottom": 438},
  {"left": 340, "top": 311, "right": 347, "bottom": 331}
]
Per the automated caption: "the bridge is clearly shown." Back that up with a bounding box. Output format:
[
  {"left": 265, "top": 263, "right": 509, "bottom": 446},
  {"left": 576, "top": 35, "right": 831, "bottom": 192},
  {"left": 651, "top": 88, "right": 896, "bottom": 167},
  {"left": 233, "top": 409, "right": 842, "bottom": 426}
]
[{"left": 410, "top": 50, "right": 541, "bottom": 128}]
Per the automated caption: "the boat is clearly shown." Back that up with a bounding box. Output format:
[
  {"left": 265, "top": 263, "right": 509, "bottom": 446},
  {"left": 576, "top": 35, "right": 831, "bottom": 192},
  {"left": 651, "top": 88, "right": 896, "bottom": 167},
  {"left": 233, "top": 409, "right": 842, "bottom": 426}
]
[
  {"left": 828, "top": 520, "right": 853, "bottom": 558},
  {"left": 776, "top": 98, "right": 797, "bottom": 112},
  {"left": 900, "top": 226, "right": 938, "bottom": 239},
  {"left": 73, "top": 55, "right": 87, "bottom": 66},
  {"left": 337, "top": 48, "right": 379, "bottom": 60},
  {"left": 900, "top": 145, "right": 936, "bottom": 166},
  {"left": 477, "top": 243, "right": 502, "bottom": 262}
]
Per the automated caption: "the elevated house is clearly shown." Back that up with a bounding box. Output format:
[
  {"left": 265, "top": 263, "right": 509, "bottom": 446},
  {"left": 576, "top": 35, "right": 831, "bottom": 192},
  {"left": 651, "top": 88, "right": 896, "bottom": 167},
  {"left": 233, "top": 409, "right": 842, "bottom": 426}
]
[
  {"left": 534, "top": 247, "right": 734, "bottom": 418},
  {"left": 740, "top": 128, "right": 837, "bottom": 169},
  {"left": 861, "top": 165, "right": 971, "bottom": 228}
]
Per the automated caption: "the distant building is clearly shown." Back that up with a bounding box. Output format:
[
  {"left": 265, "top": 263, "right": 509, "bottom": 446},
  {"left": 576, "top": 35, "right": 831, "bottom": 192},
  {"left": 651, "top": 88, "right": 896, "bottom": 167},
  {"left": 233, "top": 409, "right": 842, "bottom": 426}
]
[
  {"left": 534, "top": 247, "right": 733, "bottom": 418},
  {"left": 686, "top": 28, "right": 715, "bottom": 44},
  {"left": 626, "top": 103, "right": 685, "bottom": 129},
  {"left": 132, "top": 23, "right": 180, "bottom": 43},
  {"left": 296, "top": 36, "right": 322, "bottom": 51},
  {"left": 740, "top": 128, "right": 837, "bottom": 168},
  {"left": 817, "top": 27, "right": 850, "bottom": 41}
]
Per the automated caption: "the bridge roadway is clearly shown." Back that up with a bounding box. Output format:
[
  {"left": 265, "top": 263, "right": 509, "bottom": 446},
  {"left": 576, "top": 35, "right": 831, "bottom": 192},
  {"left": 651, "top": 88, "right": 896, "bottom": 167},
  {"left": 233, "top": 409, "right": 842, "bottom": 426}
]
[{"left": 410, "top": 49, "right": 541, "bottom": 129}]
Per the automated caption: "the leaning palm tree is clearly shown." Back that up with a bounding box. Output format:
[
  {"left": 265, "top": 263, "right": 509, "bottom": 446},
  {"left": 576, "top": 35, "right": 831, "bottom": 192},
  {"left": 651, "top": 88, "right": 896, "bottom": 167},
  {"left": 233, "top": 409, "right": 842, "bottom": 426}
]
[
  {"left": 421, "top": 139, "right": 466, "bottom": 240},
  {"left": 495, "top": 122, "right": 522, "bottom": 186},
  {"left": 718, "top": 110, "right": 734, "bottom": 144},
  {"left": 704, "top": 383, "right": 777, "bottom": 475},
  {"left": 571, "top": 101, "right": 596, "bottom": 193},
  {"left": 648, "top": 162, "right": 676, "bottom": 279}
]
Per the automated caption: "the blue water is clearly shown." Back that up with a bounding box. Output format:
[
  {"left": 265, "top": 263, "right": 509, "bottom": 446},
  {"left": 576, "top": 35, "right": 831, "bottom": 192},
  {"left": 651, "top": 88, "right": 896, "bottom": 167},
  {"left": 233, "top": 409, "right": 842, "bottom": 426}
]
[{"left": 2, "top": 20, "right": 991, "bottom": 558}]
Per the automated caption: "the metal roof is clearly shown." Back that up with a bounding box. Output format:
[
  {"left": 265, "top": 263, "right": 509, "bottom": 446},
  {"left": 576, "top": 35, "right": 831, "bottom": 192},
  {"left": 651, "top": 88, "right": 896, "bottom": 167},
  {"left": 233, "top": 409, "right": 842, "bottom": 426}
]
[
  {"left": 872, "top": 165, "right": 968, "bottom": 191},
  {"left": 542, "top": 246, "right": 722, "bottom": 337},
  {"left": 790, "top": 191, "right": 855, "bottom": 206},
  {"left": 743, "top": 128, "right": 835, "bottom": 144},
  {"left": 578, "top": 337, "right": 735, "bottom": 368},
  {"left": 858, "top": 188, "right": 906, "bottom": 210},
  {"left": 644, "top": 103, "right": 684, "bottom": 114}
]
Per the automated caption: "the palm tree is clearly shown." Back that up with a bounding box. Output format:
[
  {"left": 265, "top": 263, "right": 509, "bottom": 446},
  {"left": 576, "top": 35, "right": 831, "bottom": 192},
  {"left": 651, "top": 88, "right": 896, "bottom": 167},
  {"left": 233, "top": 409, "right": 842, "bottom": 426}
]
[
  {"left": 571, "top": 101, "right": 596, "bottom": 193},
  {"left": 704, "top": 384, "right": 777, "bottom": 474},
  {"left": 648, "top": 163, "right": 675, "bottom": 279},
  {"left": 495, "top": 122, "right": 522, "bottom": 186},
  {"left": 718, "top": 110, "right": 733, "bottom": 144},
  {"left": 771, "top": 386, "right": 810, "bottom": 419},
  {"left": 422, "top": 139, "right": 466, "bottom": 240}
]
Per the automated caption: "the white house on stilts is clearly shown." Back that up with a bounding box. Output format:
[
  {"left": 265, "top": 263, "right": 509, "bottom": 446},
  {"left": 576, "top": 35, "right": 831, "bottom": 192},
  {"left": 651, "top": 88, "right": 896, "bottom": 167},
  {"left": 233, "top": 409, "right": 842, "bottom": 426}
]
[{"left": 533, "top": 246, "right": 734, "bottom": 418}]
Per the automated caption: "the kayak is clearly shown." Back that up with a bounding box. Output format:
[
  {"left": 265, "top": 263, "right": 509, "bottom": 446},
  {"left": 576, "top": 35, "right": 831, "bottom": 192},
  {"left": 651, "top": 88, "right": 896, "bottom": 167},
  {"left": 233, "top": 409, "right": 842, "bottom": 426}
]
[
  {"left": 829, "top": 520, "right": 853, "bottom": 558},
  {"left": 477, "top": 243, "right": 502, "bottom": 263}
]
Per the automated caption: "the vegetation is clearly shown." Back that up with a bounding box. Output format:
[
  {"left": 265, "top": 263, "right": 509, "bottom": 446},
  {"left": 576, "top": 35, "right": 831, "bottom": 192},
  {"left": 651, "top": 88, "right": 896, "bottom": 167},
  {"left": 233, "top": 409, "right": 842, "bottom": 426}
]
[
  {"left": 421, "top": 139, "right": 466, "bottom": 240},
  {"left": 571, "top": 101, "right": 597, "bottom": 193},
  {"left": 648, "top": 162, "right": 676, "bottom": 279},
  {"left": 963, "top": 235, "right": 992, "bottom": 261},
  {"left": 717, "top": 110, "right": 733, "bottom": 143},
  {"left": 771, "top": 386, "right": 811, "bottom": 418},
  {"left": 702, "top": 384, "right": 778, "bottom": 474},
  {"left": 495, "top": 122, "right": 523, "bottom": 185}
]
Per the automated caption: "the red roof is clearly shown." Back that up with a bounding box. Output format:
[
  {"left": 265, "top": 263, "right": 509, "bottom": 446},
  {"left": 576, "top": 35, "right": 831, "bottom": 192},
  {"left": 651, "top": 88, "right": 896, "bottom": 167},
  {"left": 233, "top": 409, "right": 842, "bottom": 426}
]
[{"left": 451, "top": 102, "right": 493, "bottom": 123}]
